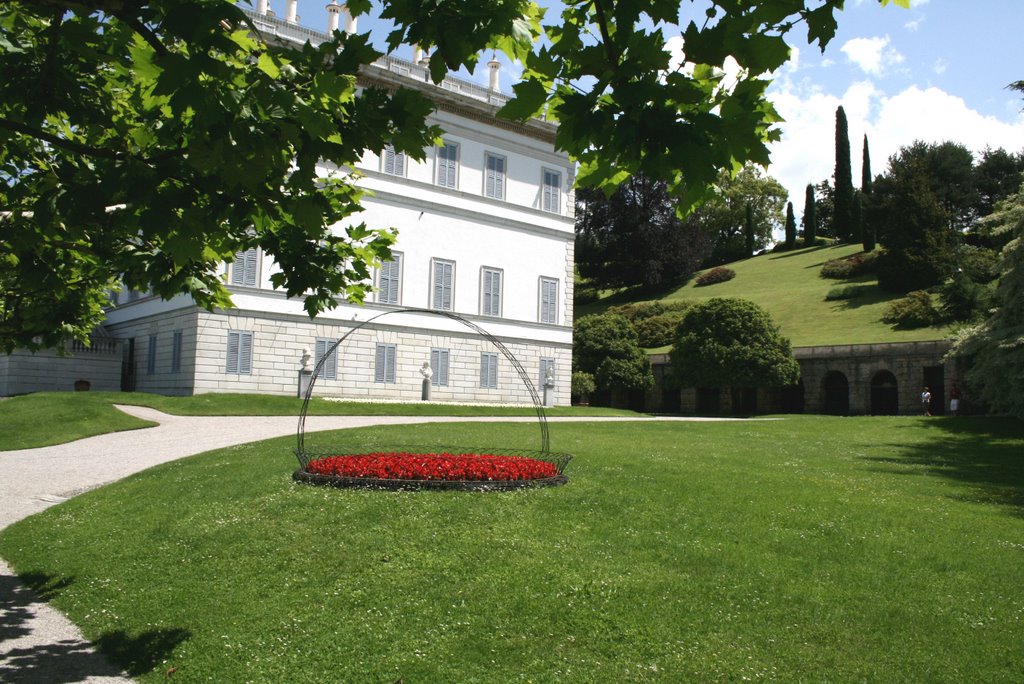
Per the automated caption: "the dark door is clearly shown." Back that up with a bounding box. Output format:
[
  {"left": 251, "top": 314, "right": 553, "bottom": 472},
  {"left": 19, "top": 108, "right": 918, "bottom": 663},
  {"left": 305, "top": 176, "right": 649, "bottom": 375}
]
[
  {"left": 822, "top": 371, "right": 849, "bottom": 415},
  {"left": 870, "top": 371, "right": 899, "bottom": 415},
  {"left": 923, "top": 365, "right": 945, "bottom": 416},
  {"left": 781, "top": 381, "right": 805, "bottom": 413}
]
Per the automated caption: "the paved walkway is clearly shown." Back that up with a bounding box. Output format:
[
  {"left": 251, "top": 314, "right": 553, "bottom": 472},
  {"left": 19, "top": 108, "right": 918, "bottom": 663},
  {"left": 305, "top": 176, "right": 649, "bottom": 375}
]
[{"left": 0, "top": 406, "right": 747, "bottom": 682}]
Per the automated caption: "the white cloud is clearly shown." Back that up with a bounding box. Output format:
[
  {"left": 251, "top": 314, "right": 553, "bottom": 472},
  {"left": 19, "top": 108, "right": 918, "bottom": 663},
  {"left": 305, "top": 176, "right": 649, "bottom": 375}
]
[
  {"left": 840, "top": 35, "right": 904, "bottom": 76},
  {"left": 765, "top": 82, "right": 1024, "bottom": 225},
  {"left": 933, "top": 58, "right": 947, "bottom": 75}
]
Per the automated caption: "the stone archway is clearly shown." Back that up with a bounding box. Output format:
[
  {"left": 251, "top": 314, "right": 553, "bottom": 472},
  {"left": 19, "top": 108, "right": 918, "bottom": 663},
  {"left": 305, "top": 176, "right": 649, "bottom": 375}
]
[
  {"left": 870, "top": 370, "right": 899, "bottom": 415},
  {"left": 822, "top": 371, "right": 849, "bottom": 416}
]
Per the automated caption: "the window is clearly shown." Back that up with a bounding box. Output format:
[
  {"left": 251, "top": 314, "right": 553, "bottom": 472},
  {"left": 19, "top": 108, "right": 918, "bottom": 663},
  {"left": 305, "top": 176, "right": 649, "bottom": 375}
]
[
  {"left": 375, "top": 343, "right": 397, "bottom": 383},
  {"left": 430, "top": 348, "right": 450, "bottom": 387},
  {"left": 480, "top": 352, "right": 498, "bottom": 389},
  {"left": 484, "top": 153, "right": 505, "bottom": 200},
  {"left": 226, "top": 331, "right": 253, "bottom": 375},
  {"left": 542, "top": 169, "right": 561, "bottom": 213},
  {"left": 146, "top": 335, "right": 157, "bottom": 375},
  {"left": 171, "top": 331, "right": 183, "bottom": 373},
  {"left": 481, "top": 267, "right": 502, "bottom": 317},
  {"left": 540, "top": 358, "right": 557, "bottom": 389},
  {"left": 382, "top": 145, "right": 406, "bottom": 176},
  {"left": 539, "top": 277, "right": 559, "bottom": 324},
  {"left": 315, "top": 338, "right": 338, "bottom": 380},
  {"left": 436, "top": 142, "right": 459, "bottom": 189},
  {"left": 377, "top": 253, "right": 402, "bottom": 305},
  {"left": 231, "top": 248, "right": 258, "bottom": 287},
  {"left": 431, "top": 259, "right": 454, "bottom": 311}
]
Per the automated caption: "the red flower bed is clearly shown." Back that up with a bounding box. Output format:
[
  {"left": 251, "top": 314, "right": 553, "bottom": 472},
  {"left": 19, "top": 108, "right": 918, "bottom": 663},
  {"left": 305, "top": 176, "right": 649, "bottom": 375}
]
[{"left": 306, "top": 452, "right": 559, "bottom": 482}]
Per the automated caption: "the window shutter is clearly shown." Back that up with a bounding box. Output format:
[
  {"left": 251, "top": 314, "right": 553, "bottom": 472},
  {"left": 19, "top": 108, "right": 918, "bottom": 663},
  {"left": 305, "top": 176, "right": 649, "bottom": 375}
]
[
  {"left": 226, "top": 332, "right": 240, "bottom": 374},
  {"left": 431, "top": 348, "right": 449, "bottom": 387},
  {"left": 385, "top": 345, "right": 396, "bottom": 383},
  {"left": 238, "top": 332, "right": 253, "bottom": 375},
  {"left": 543, "top": 170, "right": 561, "bottom": 213},
  {"left": 541, "top": 278, "right": 558, "bottom": 324},
  {"left": 375, "top": 344, "right": 386, "bottom": 383}
]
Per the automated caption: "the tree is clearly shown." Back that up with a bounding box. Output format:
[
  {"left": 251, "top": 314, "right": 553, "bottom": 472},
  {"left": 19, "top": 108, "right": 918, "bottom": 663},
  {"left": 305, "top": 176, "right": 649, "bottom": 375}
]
[
  {"left": 871, "top": 160, "right": 956, "bottom": 292},
  {"left": 886, "top": 140, "right": 979, "bottom": 232},
  {"left": 861, "top": 134, "right": 875, "bottom": 252},
  {"left": 575, "top": 174, "right": 711, "bottom": 291},
  {"left": 812, "top": 178, "right": 835, "bottom": 238},
  {"left": 670, "top": 298, "right": 800, "bottom": 389},
  {"left": 691, "top": 164, "right": 788, "bottom": 265},
  {"left": 784, "top": 202, "right": 796, "bottom": 249},
  {"left": 744, "top": 202, "right": 755, "bottom": 257},
  {"left": 974, "top": 146, "right": 1024, "bottom": 218},
  {"left": 833, "top": 106, "right": 855, "bottom": 241},
  {"left": 952, "top": 184, "right": 1024, "bottom": 417},
  {"left": 1, "top": 0, "right": 907, "bottom": 351},
  {"left": 572, "top": 313, "right": 653, "bottom": 396},
  {"left": 852, "top": 190, "right": 866, "bottom": 251},
  {"left": 802, "top": 184, "right": 817, "bottom": 246}
]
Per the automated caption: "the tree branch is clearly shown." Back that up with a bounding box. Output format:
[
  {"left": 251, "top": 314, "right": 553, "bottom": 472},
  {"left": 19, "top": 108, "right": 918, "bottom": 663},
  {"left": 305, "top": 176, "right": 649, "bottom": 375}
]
[
  {"left": 0, "top": 117, "right": 123, "bottom": 159},
  {"left": 590, "top": 0, "right": 620, "bottom": 67}
]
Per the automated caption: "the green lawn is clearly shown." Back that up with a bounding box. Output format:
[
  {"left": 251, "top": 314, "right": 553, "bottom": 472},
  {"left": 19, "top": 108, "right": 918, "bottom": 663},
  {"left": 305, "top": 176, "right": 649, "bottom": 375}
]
[
  {"left": 0, "top": 391, "right": 642, "bottom": 450},
  {"left": 0, "top": 393, "right": 157, "bottom": 450},
  {"left": 2, "top": 417, "right": 1022, "bottom": 682},
  {"left": 580, "top": 244, "right": 954, "bottom": 348}
]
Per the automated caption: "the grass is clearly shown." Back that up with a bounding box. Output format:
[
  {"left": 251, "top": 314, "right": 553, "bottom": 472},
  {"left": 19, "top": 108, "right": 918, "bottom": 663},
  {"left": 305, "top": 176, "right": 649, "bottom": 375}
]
[
  {"left": 2, "top": 416, "right": 1023, "bottom": 682},
  {"left": 579, "top": 244, "right": 954, "bottom": 348},
  {"left": 0, "top": 393, "right": 156, "bottom": 450},
  {"left": 0, "top": 391, "right": 642, "bottom": 451}
]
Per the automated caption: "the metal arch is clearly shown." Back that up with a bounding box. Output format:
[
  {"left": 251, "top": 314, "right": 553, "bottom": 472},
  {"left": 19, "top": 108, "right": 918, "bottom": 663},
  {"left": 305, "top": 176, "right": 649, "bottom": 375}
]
[{"left": 296, "top": 307, "right": 550, "bottom": 466}]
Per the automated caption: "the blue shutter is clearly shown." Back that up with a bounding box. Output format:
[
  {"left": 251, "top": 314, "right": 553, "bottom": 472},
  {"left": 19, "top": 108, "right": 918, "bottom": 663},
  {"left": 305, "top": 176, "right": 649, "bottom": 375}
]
[
  {"left": 385, "top": 344, "right": 396, "bottom": 383},
  {"left": 431, "top": 348, "right": 449, "bottom": 387},
  {"left": 380, "top": 255, "right": 401, "bottom": 304},
  {"left": 375, "top": 344, "right": 386, "bottom": 383},
  {"left": 543, "top": 170, "right": 561, "bottom": 213},
  {"left": 171, "top": 331, "right": 182, "bottom": 373},
  {"left": 486, "top": 155, "right": 504, "bottom": 199},
  {"left": 316, "top": 338, "right": 337, "bottom": 380},
  {"left": 238, "top": 332, "right": 253, "bottom": 375},
  {"left": 226, "top": 332, "right": 240, "bottom": 374},
  {"left": 438, "top": 143, "right": 457, "bottom": 188}
]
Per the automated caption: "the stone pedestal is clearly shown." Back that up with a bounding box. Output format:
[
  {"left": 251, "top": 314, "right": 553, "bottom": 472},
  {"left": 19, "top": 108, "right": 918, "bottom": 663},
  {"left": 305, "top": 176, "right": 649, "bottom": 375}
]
[{"left": 297, "top": 370, "right": 313, "bottom": 398}]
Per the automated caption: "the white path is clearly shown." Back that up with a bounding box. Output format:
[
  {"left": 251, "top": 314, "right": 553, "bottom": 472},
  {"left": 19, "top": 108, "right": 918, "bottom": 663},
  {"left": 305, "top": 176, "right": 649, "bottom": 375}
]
[{"left": 0, "top": 406, "right": 749, "bottom": 682}]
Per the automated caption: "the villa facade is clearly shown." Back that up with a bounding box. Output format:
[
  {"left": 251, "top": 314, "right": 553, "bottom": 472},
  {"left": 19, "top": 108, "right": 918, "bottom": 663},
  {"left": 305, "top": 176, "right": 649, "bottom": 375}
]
[{"left": 8, "top": 7, "right": 576, "bottom": 405}]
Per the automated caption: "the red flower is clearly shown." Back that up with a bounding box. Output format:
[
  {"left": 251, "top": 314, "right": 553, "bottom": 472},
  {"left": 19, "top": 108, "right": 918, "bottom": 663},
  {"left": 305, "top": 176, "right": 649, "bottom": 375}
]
[{"left": 306, "top": 452, "right": 559, "bottom": 482}]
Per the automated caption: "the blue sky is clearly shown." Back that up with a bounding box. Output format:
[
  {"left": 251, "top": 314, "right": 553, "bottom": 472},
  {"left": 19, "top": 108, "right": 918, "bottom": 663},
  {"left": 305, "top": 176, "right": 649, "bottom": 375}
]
[{"left": 263, "top": 1, "right": 1024, "bottom": 221}]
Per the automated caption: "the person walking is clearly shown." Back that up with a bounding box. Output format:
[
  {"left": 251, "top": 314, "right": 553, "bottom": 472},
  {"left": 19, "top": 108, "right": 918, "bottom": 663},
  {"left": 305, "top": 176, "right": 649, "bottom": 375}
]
[
  {"left": 921, "top": 387, "right": 932, "bottom": 416},
  {"left": 949, "top": 385, "right": 962, "bottom": 416}
]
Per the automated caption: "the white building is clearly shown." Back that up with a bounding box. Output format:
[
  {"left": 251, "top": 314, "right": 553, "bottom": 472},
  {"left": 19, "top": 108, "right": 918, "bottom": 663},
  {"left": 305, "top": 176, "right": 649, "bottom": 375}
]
[{"left": 91, "top": 6, "right": 575, "bottom": 405}]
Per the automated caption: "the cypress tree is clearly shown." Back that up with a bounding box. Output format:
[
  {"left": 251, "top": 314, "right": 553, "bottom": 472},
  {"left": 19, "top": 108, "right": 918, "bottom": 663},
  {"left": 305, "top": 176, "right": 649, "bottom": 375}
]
[
  {"left": 852, "top": 189, "right": 864, "bottom": 249},
  {"left": 744, "top": 202, "right": 755, "bottom": 257},
  {"left": 861, "top": 134, "right": 873, "bottom": 194},
  {"left": 803, "top": 184, "right": 817, "bottom": 246},
  {"left": 834, "top": 106, "right": 854, "bottom": 241},
  {"left": 861, "top": 134, "right": 874, "bottom": 251},
  {"left": 785, "top": 201, "right": 796, "bottom": 249}
]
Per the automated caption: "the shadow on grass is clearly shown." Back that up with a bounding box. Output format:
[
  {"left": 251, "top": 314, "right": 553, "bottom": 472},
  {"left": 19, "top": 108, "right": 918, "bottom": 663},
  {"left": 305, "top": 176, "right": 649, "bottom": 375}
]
[
  {"left": 767, "top": 244, "right": 836, "bottom": 260},
  {"left": 0, "top": 569, "right": 190, "bottom": 681},
  {"left": 860, "top": 416, "right": 1024, "bottom": 515}
]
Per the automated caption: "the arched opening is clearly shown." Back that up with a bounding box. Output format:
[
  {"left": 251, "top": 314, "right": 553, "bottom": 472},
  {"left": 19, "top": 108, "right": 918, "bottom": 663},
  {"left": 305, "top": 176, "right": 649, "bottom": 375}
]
[
  {"left": 781, "top": 379, "right": 805, "bottom": 414},
  {"left": 822, "top": 371, "right": 849, "bottom": 416},
  {"left": 870, "top": 370, "right": 899, "bottom": 415}
]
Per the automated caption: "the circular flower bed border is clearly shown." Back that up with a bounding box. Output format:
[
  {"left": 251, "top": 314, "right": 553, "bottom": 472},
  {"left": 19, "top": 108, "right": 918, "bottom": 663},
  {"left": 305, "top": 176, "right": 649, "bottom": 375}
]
[
  {"left": 293, "top": 308, "right": 573, "bottom": 491},
  {"left": 293, "top": 448, "right": 571, "bottom": 491}
]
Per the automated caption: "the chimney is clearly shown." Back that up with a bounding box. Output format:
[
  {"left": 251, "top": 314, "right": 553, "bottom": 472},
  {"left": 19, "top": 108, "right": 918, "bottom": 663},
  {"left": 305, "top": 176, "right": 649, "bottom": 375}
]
[
  {"left": 343, "top": 4, "right": 357, "bottom": 34},
  {"left": 326, "top": 1, "right": 342, "bottom": 32},
  {"left": 285, "top": 0, "right": 298, "bottom": 23},
  {"left": 488, "top": 54, "right": 501, "bottom": 93},
  {"left": 256, "top": 0, "right": 268, "bottom": 14}
]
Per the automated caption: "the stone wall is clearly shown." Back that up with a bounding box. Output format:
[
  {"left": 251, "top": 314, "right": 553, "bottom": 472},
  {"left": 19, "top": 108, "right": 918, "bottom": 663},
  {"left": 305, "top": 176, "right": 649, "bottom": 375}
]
[
  {"left": 0, "top": 339, "right": 123, "bottom": 396},
  {"left": 648, "top": 340, "right": 956, "bottom": 416}
]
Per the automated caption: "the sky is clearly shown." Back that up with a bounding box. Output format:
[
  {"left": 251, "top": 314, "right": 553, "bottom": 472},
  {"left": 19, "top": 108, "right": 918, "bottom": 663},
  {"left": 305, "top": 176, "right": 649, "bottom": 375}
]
[{"left": 261, "top": 1, "right": 1024, "bottom": 225}]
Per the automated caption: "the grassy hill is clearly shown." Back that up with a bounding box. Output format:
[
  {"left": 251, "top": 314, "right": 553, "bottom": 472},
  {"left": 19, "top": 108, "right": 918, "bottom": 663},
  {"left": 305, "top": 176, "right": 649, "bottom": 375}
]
[{"left": 579, "top": 244, "right": 954, "bottom": 348}]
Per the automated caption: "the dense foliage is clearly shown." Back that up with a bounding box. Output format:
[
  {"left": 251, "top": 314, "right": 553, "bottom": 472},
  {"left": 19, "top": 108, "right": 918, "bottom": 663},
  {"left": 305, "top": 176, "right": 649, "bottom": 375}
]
[
  {"left": 784, "top": 202, "right": 797, "bottom": 249},
  {"left": 572, "top": 313, "right": 653, "bottom": 394},
  {"left": 670, "top": 298, "right": 799, "bottom": 389},
  {"left": 575, "top": 174, "right": 711, "bottom": 290},
  {"left": 802, "top": 184, "right": 817, "bottom": 245},
  {"left": 691, "top": 165, "right": 788, "bottom": 265},
  {"left": 1, "top": 0, "right": 908, "bottom": 350},
  {"left": 695, "top": 267, "right": 736, "bottom": 286},
  {"left": 953, "top": 183, "right": 1024, "bottom": 417},
  {"left": 881, "top": 291, "right": 939, "bottom": 329},
  {"left": 607, "top": 301, "right": 692, "bottom": 348},
  {"left": 833, "top": 106, "right": 855, "bottom": 241}
]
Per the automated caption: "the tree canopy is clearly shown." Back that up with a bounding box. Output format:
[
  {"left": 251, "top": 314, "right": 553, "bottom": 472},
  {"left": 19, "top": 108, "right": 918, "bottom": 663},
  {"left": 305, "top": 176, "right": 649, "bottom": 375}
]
[
  {"left": 0, "top": 0, "right": 906, "bottom": 351},
  {"left": 573, "top": 313, "right": 653, "bottom": 395},
  {"left": 670, "top": 297, "right": 799, "bottom": 388},
  {"left": 575, "top": 174, "right": 711, "bottom": 291}
]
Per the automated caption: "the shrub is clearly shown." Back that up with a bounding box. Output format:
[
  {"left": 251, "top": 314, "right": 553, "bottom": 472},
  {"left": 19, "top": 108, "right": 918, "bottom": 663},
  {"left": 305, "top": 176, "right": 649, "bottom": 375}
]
[
  {"left": 881, "top": 290, "right": 939, "bottom": 328},
  {"left": 574, "top": 284, "right": 600, "bottom": 305},
  {"left": 695, "top": 267, "right": 736, "bottom": 286},
  {"left": 825, "top": 284, "right": 875, "bottom": 301},
  {"left": 606, "top": 302, "right": 665, "bottom": 321},
  {"left": 958, "top": 245, "right": 1001, "bottom": 284},
  {"left": 571, "top": 371, "right": 596, "bottom": 402},
  {"left": 633, "top": 311, "right": 685, "bottom": 348},
  {"left": 939, "top": 276, "right": 994, "bottom": 322},
  {"left": 820, "top": 251, "right": 878, "bottom": 279}
]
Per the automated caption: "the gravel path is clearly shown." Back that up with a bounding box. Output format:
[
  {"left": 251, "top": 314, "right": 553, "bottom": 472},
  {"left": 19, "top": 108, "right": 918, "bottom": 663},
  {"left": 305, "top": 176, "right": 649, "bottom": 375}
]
[{"left": 0, "top": 406, "right": 748, "bottom": 682}]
